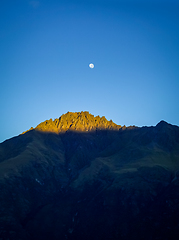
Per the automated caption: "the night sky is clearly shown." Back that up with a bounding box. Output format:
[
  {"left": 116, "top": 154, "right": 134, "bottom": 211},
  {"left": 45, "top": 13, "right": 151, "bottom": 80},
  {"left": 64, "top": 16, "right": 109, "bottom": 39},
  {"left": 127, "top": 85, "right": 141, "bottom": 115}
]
[{"left": 1, "top": 0, "right": 179, "bottom": 143}]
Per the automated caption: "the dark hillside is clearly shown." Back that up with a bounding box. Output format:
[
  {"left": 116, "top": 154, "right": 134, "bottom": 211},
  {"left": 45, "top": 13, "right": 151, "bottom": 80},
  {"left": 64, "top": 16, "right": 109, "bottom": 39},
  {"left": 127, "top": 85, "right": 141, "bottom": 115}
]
[{"left": 0, "top": 112, "right": 179, "bottom": 239}]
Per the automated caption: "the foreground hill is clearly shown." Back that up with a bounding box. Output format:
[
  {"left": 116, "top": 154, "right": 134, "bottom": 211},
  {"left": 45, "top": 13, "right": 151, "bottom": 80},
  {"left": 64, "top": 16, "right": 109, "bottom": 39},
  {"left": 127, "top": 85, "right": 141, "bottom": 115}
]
[{"left": 0, "top": 112, "right": 179, "bottom": 240}]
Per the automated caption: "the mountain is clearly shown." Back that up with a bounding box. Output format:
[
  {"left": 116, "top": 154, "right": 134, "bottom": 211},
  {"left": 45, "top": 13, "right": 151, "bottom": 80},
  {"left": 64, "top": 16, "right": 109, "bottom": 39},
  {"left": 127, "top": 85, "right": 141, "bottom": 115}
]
[{"left": 0, "top": 111, "right": 179, "bottom": 240}]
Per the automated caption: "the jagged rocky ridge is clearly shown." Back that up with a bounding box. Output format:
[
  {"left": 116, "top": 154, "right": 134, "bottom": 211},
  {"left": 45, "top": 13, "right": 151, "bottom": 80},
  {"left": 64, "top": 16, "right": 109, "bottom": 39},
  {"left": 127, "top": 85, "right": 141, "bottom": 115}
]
[
  {"left": 0, "top": 112, "right": 179, "bottom": 240},
  {"left": 23, "top": 111, "right": 123, "bottom": 133}
]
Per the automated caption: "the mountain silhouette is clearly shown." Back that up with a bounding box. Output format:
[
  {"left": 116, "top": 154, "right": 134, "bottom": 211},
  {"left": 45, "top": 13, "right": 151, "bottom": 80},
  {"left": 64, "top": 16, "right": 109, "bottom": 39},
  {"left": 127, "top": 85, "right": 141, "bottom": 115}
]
[{"left": 0, "top": 112, "right": 179, "bottom": 240}]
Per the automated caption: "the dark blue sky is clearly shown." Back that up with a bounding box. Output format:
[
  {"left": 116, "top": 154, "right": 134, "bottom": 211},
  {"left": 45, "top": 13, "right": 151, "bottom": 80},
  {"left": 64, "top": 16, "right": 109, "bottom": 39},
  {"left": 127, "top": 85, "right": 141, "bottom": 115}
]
[{"left": 1, "top": 0, "right": 179, "bottom": 142}]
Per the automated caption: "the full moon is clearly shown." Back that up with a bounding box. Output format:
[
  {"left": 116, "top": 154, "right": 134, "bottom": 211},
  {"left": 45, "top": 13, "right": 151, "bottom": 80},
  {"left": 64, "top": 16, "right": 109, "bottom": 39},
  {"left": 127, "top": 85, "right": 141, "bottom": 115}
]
[{"left": 89, "top": 63, "right": 94, "bottom": 68}]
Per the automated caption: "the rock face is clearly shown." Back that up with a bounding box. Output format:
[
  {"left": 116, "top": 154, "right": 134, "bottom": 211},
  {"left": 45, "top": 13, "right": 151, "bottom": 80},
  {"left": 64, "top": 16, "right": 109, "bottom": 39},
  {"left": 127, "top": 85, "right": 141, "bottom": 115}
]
[
  {"left": 25, "top": 111, "right": 121, "bottom": 133},
  {"left": 0, "top": 112, "right": 179, "bottom": 240}
]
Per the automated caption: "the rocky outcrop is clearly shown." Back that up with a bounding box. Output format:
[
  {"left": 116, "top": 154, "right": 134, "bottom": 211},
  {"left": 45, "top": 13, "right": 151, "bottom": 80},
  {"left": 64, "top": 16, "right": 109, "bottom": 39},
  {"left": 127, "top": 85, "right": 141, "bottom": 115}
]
[{"left": 27, "top": 111, "right": 122, "bottom": 133}]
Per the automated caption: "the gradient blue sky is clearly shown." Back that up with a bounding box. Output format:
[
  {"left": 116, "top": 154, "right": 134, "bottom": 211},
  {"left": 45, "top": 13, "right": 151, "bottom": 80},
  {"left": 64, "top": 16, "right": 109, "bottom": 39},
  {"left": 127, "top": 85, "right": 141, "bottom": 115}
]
[{"left": 1, "top": 0, "right": 179, "bottom": 143}]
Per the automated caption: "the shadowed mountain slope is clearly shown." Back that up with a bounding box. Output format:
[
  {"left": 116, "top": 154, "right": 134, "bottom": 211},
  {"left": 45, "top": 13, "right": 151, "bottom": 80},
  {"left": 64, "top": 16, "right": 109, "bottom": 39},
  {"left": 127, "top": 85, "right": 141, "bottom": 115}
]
[{"left": 0, "top": 112, "right": 179, "bottom": 240}]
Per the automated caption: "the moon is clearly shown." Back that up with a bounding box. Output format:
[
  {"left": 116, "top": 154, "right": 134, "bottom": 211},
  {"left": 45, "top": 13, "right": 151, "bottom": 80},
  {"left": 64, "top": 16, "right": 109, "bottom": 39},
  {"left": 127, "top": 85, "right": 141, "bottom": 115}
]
[{"left": 89, "top": 63, "right": 94, "bottom": 68}]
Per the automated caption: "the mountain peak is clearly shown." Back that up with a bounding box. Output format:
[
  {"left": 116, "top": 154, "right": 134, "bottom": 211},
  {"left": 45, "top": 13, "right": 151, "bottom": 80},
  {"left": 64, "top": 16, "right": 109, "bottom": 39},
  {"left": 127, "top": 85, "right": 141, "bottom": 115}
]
[
  {"left": 30, "top": 111, "right": 122, "bottom": 133},
  {"left": 156, "top": 120, "right": 168, "bottom": 126},
  {"left": 156, "top": 120, "right": 172, "bottom": 130}
]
